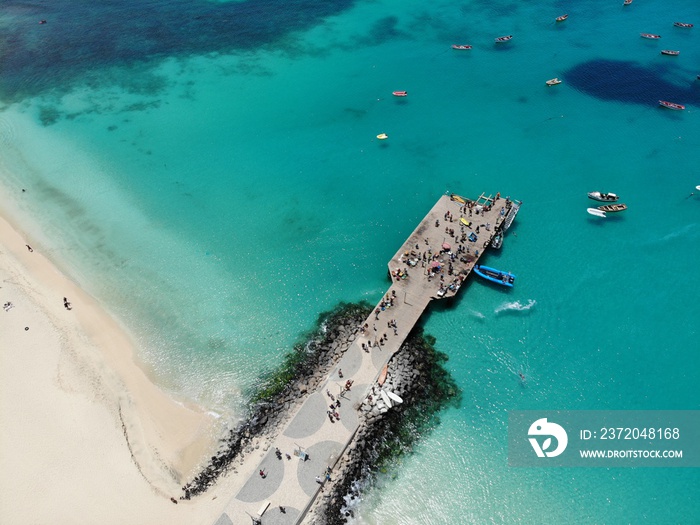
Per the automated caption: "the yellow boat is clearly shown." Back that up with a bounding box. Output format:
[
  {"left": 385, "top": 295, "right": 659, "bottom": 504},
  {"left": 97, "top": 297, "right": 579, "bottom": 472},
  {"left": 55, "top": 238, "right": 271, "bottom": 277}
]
[{"left": 450, "top": 194, "right": 466, "bottom": 204}]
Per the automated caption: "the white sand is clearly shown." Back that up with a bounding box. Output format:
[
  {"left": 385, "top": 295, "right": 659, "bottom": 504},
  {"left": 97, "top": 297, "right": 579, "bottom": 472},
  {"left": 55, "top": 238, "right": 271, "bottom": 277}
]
[{"left": 0, "top": 209, "right": 231, "bottom": 525}]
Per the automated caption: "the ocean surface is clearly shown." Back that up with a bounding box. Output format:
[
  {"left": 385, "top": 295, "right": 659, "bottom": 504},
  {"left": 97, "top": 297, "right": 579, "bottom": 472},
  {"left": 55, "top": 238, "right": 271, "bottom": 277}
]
[{"left": 1, "top": 0, "right": 699, "bottom": 522}]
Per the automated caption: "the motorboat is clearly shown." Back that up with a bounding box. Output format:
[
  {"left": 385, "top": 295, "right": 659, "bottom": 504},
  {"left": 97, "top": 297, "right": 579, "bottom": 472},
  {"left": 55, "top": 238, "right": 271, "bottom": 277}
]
[
  {"left": 623, "top": 0, "right": 632, "bottom": 5},
  {"left": 659, "top": 100, "right": 685, "bottom": 110},
  {"left": 640, "top": 33, "right": 661, "bottom": 39},
  {"left": 588, "top": 191, "right": 619, "bottom": 202},
  {"left": 674, "top": 22, "right": 693, "bottom": 28},
  {"left": 597, "top": 203, "right": 627, "bottom": 212},
  {"left": 556, "top": 14, "right": 568, "bottom": 22},
  {"left": 473, "top": 265, "right": 515, "bottom": 287},
  {"left": 495, "top": 35, "right": 513, "bottom": 43},
  {"left": 546, "top": 78, "right": 562, "bottom": 86},
  {"left": 661, "top": 50, "right": 680, "bottom": 56},
  {"left": 587, "top": 208, "right": 606, "bottom": 218},
  {"left": 392, "top": 91, "right": 408, "bottom": 97},
  {"left": 501, "top": 198, "right": 521, "bottom": 232},
  {"left": 377, "top": 133, "right": 389, "bottom": 140},
  {"left": 452, "top": 44, "right": 472, "bottom": 50},
  {"left": 491, "top": 231, "right": 503, "bottom": 249}
]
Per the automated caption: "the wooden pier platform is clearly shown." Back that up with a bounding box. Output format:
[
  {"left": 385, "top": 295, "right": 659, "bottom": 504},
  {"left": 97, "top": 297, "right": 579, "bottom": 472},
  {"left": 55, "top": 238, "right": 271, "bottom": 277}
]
[{"left": 211, "top": 192, "right": 518, "bottom": 525}]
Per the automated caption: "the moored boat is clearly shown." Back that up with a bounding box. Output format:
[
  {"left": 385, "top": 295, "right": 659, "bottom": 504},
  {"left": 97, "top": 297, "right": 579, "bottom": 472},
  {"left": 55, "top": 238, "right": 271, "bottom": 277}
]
[
  {"left": 491, "top": 231, "right": 503, "bottom": 249},
  {"left": 674, "top": 22, "right": 693, "bottom": 28},
  {"left": 495, "top": 35, "right": 513, "bottom": 43},
  {"left": 640, "top": 33, "right": 661, "bottom": 39},
  {"left": 661, "top": 50, "right": 680, "bottom": 56},
  {"left": 659, "top": 100, "right": 685, "bottom": 110},
  {"left": 392, "top": 90, "right": 408, "bottom": 97},
  {"left": 546, "top": 78, "right": 562, "bottom": 86},
  {"left": 501, "top": 198, "right": 521, "bottom": 232},
  {"left": 556, "top": 14, "right": 568, "bottom": 22},
  {"left": 451, "top": 44, "right": 472, "bottom": 50},
  {"left": 588, "top": 191, "right": 619, "bottom": 202},
  {"left": 473, "top": 265, "right": 515, "bottom": 287},
  {"left": 597, "top": 203, "right": 627, "bottom": 212},
  {"left": 587, "top": 208, "right": 607, "bottom": 218}
]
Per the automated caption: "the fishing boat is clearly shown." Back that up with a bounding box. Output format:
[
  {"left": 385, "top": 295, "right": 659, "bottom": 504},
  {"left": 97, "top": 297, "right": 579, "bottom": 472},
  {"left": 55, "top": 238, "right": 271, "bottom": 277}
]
[
  {"left": 546, "top": 78, "right": 562, "bottom": 86},
  {"left": 661, "top": 50, "right": 680, "bottom": 56},
  {"left": 473, "top": 265, "right": 515, "bottom": 287},
  {"left": 674, "top": 22, "right": 693, "bottom": 28},
  {"left": 491, "top": 231, "right": 503, "bottom": 249},
  {"left": 659, "top": 100, "right": 685, "bottom": 110},
  {"left": 392, "top": 90, "right": 407, "bottom": 97},
  {"left": 597, "top": 203, "right": 627, "bottom": 212},
  {"left": 495, "top": 35, "right": 513, "bottom": 43},
  {"left": 640, "top": 33, "right": 661, "bottom": 39},
  {"left": 588, "top": 191, "right": 619, "bottom": 202},
  {"left": 451, "top": 44, "right": 472, "bottom": 50},
  {"left": 587, "top": 208, "right": 607, "bottom": 218},
  {"left": 556, "top": 14, "right": 568, "bottom": 22}
]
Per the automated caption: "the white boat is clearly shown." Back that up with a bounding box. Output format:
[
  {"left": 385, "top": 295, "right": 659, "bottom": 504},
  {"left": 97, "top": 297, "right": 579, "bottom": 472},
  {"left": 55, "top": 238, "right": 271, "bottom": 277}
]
[
  {"left": 587, "top": 208, "right": 606, "bottom": 217},
  {"left": 380, "top": 389, "right": 393, "bottom": 407},
  {"left": 588, "top": 191, "right": 619, "bottom": 202},
  {"left": 385, "top": 390, "right": 403, "bottom": 404},
  {"left": 546, "top": 78, "right": 562, "bottom": 86}
]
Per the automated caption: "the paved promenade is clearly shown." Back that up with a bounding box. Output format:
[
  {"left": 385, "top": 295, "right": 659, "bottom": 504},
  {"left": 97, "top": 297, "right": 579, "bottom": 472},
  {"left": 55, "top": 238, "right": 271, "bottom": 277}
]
[{"left": 212, "top": 193, "right": 514, "bottom": 525}]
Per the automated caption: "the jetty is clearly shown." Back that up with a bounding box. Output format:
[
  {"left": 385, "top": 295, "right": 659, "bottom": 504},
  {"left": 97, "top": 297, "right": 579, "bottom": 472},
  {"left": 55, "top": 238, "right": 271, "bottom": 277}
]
[{"left": 210, "top": 193, "right": 518, "bottom": 525}]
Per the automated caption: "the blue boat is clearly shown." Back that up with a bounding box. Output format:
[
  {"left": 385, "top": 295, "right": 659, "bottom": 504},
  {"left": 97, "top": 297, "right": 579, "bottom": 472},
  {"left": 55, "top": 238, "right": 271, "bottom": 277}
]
[{"left": 473, "top": 265, "right": 515, "bottom": 287}]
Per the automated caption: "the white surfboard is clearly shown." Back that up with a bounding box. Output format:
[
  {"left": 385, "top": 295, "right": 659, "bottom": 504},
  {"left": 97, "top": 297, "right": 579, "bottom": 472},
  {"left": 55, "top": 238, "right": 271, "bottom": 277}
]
[
  {"left": 386, "top": 390, "right": 403, "bottom": 405},
  {"left": 379, "top": 389, "right": 393, "bottom": 408},
  {"left": 587, "top": 208, "right": 606, "bottom": 218}
]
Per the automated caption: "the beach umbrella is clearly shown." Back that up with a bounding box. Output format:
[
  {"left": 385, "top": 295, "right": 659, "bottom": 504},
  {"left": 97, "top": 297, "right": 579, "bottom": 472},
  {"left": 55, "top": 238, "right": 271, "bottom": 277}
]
[
  {"left": 430, "top": 261, "right": 441, "bottom": 269},
  {"left": 442, "top": 242, "right": 451, "bottom": 250}
]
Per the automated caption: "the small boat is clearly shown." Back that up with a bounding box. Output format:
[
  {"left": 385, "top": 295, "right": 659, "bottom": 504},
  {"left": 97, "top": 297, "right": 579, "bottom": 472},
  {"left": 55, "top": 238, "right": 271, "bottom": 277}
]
[
  {"left": 546, "top": 78, "right": 562, "bottom": 86},
  {"left": 674, "top": 22, "right": 693, "bottom": 28},
  {"left": 392, "top": 91, "right": 407, "bottom": 97},
  {"left": 661, "top": 50, "right": 680, "bottom": 56},
  {"left": 556, "top": 14, "right": 568, "bottom": 22},
  {"left": 473, "top": 265, "right": 515, "bottom": 287},
  {"left": 460, "top": 217, "right": 471, "bottom": 227},
  {"left": 450, "top": 193, "right": 466, "bottom": 204},
  {"left": 495, "top": 35, "right": 513, "bottom": 43},
  {"left": 696, "top": 185, "right": 700, "bottom": 191},
  {"left": 587, "top": 208, "right": 607, "bottom": 218},
  {"left": 491, "top": 231, "right": 503, "bottom": 249},
  {"left": 659, "top": 100, "right": 685, "bottom": 110},
  {"left": 377, "top": 133, "right": 389, "bottom": 140},
  {"left": 640, "top": 33, "right": 661, "bottom": 39},
  {"left": 597, "top": 203, "right": 627, "bottom": 212},
  {"left": 588, "top": 191, "right": 619, "bottom": 202},
  {"left": 452, "top": 44, "right": 472, "bottom": 50},
  {"left": 378, "top": 364, "right": 388, "bottom": 386},
  {"left": 386, "top": 390, "right": 403, "bottom": 405},
  {"left": 623, "top": 0, "right": 632, "bottom": 5}
]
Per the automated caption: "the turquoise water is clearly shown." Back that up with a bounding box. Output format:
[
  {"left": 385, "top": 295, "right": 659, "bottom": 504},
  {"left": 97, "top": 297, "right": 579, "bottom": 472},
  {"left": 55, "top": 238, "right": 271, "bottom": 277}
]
[{"left": 1, "top": 0, "right": 699, "bottom": 522}]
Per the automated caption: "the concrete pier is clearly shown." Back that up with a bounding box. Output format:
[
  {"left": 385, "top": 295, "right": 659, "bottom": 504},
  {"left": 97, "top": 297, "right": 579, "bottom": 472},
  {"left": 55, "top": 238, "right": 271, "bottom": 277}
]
[{"left": 212, "top": 193, "right": 518, "bottom": 525}]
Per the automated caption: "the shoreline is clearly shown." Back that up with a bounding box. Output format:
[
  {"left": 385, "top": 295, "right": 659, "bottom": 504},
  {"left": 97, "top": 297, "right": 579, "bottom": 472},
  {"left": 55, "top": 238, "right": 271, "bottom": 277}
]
[{"left": 0, "top": 199, "right": 224, "bottom": 523}]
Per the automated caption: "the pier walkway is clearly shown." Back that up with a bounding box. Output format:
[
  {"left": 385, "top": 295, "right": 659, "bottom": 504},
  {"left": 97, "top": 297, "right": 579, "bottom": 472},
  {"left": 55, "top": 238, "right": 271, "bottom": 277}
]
[{"left": 211, "top": 193, "right": 516, "bottom": 525}]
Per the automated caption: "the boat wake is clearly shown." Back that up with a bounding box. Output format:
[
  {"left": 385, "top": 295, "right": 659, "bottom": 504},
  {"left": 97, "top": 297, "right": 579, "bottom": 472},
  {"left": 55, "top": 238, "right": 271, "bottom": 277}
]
[
  {"left": 495, "top": 299, "right": 536, "bottom": 315},
  {"left": 469, "top": 309, "right": 486, "bottom": 320}
]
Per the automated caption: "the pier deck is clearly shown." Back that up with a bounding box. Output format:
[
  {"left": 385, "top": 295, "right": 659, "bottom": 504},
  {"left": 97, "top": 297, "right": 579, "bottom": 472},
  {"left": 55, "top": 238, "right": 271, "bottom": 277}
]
[{"left": 212, "top": 193, "right": 516, "bottom": 525}]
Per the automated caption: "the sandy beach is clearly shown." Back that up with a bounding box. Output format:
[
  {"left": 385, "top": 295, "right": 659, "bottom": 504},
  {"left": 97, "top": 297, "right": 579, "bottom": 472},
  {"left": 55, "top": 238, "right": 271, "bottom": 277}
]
[{"left": 0, "top": 204, "right": 224, "bottom": 524}]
